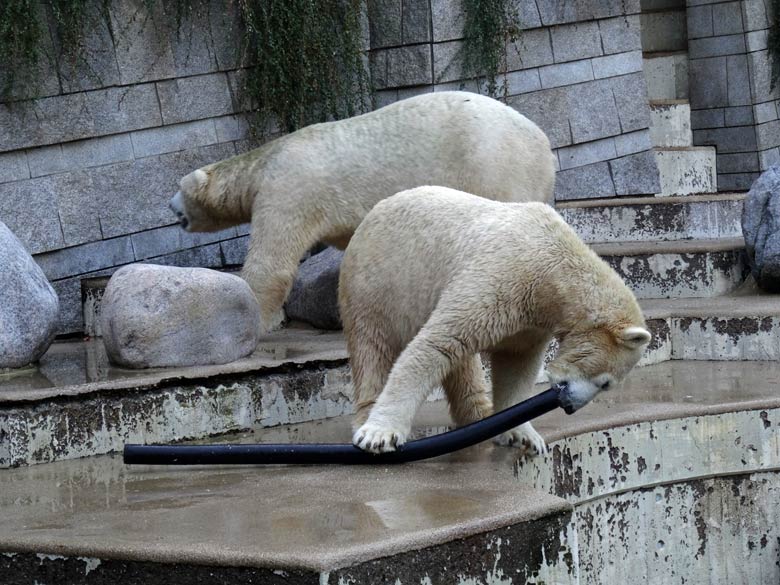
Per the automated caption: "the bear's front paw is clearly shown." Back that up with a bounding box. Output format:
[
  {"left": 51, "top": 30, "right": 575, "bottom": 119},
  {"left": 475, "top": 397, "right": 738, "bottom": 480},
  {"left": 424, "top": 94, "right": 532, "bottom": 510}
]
[
  {"left": 493, "top": 423, "right": 547, "bottom": 458},
  {"left": 353, "top": 421, "right": 408, "bottom": 454}
]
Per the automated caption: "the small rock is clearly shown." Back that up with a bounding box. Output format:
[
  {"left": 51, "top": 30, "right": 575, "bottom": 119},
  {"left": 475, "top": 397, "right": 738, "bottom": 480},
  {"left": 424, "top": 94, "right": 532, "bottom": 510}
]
[
  {"left": 101, "top": 264, "right": 261, "bottom": 368},
  {"left": 0, "top": 222, "right": 59, "bottom": 369},
  {"left": 743, "top": 166, "right": 780, "bottom": 292},
  {"left": 285, "top": 247, "right": 344, "bottom": 329}
]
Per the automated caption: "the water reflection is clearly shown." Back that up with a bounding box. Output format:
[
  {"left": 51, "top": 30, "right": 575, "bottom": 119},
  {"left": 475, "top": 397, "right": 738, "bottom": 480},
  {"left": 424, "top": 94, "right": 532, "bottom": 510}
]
[{"left": 0, "top": 338, "right": 309, "bottom": 395}]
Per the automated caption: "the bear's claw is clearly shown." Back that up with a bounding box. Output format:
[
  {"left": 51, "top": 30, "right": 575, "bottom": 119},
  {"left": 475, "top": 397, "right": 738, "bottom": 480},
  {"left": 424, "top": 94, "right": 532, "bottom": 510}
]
[
  {"left": 493, "top": 423, "right": 547, "bottom": 458},
  {"left": 353, "top": 421, "right": 408, "bottom": 454}
]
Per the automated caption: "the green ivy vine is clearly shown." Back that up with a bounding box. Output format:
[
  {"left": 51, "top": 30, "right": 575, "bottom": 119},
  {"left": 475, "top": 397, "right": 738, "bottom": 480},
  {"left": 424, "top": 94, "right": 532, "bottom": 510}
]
[
  {"left": 462, "top": 0, "right": 521, "bottom": 98},
  {"left": 0, "top": 0, "right": 370, "bottom": 133},
  {"left": 1, "top": 0, "right": 518, "bottom": 133}
]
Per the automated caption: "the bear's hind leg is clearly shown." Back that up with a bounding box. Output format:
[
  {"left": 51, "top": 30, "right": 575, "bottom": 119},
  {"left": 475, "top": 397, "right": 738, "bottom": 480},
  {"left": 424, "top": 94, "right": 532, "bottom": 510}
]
[
  {"left": 342, "top": 314, "right": 400, "bottom": 430},
  {"left": 489, "top": 339, "right": 551, "bottom": 457},
  {"left": 443, "top": 354, "right": 493, "bottom": 426}
]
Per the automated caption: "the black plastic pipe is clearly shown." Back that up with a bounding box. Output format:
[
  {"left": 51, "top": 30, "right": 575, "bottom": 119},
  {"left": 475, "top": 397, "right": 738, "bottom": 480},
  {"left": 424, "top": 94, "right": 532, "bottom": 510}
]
[{"left": 123, "top": 383, "right": 567, "bottom": 466}]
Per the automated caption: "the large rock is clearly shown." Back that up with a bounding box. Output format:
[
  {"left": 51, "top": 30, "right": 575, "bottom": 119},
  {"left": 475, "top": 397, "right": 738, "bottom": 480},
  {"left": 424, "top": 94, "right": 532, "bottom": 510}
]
[
  {"left": 285, "top": 247, "right": 344, "bottom": 330},
  {"left": 101, "top": 264, "right": 262, "bottom": 368},
  {"left": 0, "top": 222, "right": 59, "bottom": 369},
  {"left": 743, "top": 166, "right": 780, "bottom": 292}
]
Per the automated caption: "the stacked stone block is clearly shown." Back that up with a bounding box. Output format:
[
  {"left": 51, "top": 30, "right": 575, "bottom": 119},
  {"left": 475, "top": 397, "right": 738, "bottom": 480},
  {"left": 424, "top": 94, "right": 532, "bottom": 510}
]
[
  {"left": 1, "top": 0, "right": 661, "bottom": 336},
  {"left": 369, "top": 0, "right": 661, "bottom": 202},
  {"left": 0, "top": 2, "right": 254, "bottom": 334},
  {"left": 687, "top": 0, "right": 780, "bottom": 191}
]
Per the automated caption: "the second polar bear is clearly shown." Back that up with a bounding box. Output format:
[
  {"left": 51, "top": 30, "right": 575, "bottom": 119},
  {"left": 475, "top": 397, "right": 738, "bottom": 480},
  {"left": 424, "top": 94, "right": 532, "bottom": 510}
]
[
  {"left": 340, "top": 187, "right": 651, "bottom": 456},
  {"left": 169, "top": 91, "right": 555, "bottom": 330}
]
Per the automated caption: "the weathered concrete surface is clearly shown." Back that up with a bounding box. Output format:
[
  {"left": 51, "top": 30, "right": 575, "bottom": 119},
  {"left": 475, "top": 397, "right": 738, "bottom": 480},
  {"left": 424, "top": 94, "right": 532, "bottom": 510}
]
[
  {"left": 2, "top": 360, "right": 780, "bottom": 582},
  {"left": 101, "top": 264, "right": 261, "bottom": 368},
  {"left": 593, "top": 237, "right": 747, "bottom": 298},
  {"left": 0, "top": 432, "right": 574, "bottom": 581},
  {"left": 654, "top": 147, "right": 718, "bottom": 197},
  {"left": 649, "top": 100, "right": 693, "bottom": 148},
  {"left": 643, "top": 53, "right": 689, "bottom": 101},
  {"left": 642, "top": 293, "right": 780, "bottom": 360},
  {"left": 0, "top": 328, "right": 349, "bottom": 467},
  {"left": 557, "top": 193, "right": 744, "bottom": 244},
  {"left": 517, "top": 399, "right": 780, "bottom": 584},
  {"left": 575, "top": 473, "right": 780, "bottom": 585}
]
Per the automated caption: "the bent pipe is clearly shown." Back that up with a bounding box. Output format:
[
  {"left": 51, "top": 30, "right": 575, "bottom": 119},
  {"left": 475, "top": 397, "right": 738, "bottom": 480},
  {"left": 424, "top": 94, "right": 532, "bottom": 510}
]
[{"left": 123, "top": 383, "right": 568, "bottom": 466}]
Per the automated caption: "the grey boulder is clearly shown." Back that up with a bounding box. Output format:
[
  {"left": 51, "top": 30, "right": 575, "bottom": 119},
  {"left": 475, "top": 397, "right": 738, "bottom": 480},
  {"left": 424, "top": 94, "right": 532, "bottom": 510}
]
[
  {"left": 743, "top": 166, "right": 780, "bottom": 292},
  {"left": 101, "top": 264, "right": 261, "bottom": 368},
  {"left": 0, "top": 221, "right": 59, "bottom": 369},
  {"left": 285, "top": 247, "right": 344, "bottom": 330}
]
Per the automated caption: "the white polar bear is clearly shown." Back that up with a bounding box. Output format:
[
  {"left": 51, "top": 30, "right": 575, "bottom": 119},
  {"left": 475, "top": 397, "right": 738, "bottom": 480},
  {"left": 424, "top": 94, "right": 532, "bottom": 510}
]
[
  {"left": 169, "top": 91, "right": 555, "bottom": 330},
  {"left": 339, "top": 187, "right": 651, "bottom": 456}
]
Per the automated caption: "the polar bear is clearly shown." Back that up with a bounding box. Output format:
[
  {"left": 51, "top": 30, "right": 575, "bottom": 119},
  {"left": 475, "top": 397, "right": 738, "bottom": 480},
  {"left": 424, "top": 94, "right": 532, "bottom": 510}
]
[
  {"left": 339, "top": 187, "right": 651, "bottom": 456},
  {"left": 169, "top": 91, "right": 555, "bottom": 330}
]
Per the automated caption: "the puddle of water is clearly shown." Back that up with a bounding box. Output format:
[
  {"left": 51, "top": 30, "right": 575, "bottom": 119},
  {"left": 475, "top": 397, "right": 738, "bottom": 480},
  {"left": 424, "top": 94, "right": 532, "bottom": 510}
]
[{"left": 0, "top": 339, "right": 304, "bottom": 394}]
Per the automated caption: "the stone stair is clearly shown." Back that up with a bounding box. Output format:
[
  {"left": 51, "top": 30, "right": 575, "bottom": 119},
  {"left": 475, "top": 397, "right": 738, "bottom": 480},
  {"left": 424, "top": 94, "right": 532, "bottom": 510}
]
[
  {"left": 5, "top": 1, "right": 780, "bottom": 573},
  {"left": 642, "top": 0, "right": 718, "bottom": 197}
]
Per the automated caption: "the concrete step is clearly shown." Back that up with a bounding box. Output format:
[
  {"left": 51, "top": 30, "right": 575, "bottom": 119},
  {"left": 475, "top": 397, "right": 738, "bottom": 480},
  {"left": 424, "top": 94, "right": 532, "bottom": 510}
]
[
  {"left": 0, "top": 328, "right": 350, "bottom": 467},
  {"left": 1, "top": 360, "right": 778, "bottom": 584},
  {"left": 649, "top": 100, "right": 693, "bottom": 148},
  {"left": 643, "top": 51, "right": 689, "bottom": 101},
  {"left": 655, "top": 146, "right": 718, "bottom": 196},
  {"left": 591, "top": 237, "right": 748, "bottom": 299},
  {"left": 641, "top": 289, "right": 780, "bottom": 363},
  {"left": 557, "top": 192, "right": 745, "bottom": 244}
]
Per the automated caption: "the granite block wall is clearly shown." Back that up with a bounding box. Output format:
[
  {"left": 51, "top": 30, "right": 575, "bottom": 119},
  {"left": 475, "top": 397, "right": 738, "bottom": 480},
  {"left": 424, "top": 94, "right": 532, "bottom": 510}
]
[
  {"left": 687, "top": 0, "right": 779, "bottom": 191},
  {"left": 1, "top": 0, "right": 660, "bottom": 335},
  {"left": 370, "top": 0, "right": 661, "bottom": 202},
  {"left": 0, "top": 2, "right": 267, "bottom": 334}
]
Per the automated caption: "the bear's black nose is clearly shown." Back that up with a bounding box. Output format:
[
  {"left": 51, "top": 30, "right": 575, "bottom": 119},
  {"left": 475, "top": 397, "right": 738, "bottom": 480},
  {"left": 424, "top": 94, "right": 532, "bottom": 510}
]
[{"left": 180, "top": 217, "right": 189, "bottom": 229}]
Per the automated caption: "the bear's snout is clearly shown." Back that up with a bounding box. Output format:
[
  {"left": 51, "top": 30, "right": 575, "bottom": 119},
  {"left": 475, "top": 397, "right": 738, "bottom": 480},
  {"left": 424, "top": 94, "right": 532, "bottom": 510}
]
[{"left": 169, "top": 192, "right": 189, "bottom": 229}]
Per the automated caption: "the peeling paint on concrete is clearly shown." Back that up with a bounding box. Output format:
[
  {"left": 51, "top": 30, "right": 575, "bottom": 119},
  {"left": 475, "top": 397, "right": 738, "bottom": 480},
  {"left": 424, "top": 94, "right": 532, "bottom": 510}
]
[
  {"left": 517, "top": 409, "right": 780, "bottom": 503},
  {"left": 576, "top": 473, "right": 780, "bottom": 584},
  {"left": 671, "top": 316, "right": 780, "bottom": 360},
  {"left": 558, "top": 196, "right": 744, "bottom": 244},
  {"left": 0, "top": 364, "right": 354, "bottom": 467},
  {"left": 602, "top": 249, "right": 747, "bottom": 299}
]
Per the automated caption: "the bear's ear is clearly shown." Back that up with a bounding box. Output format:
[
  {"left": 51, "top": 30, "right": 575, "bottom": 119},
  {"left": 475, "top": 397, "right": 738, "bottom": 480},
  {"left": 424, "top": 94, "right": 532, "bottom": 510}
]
[
  {"left": 619, "top": 327, "right": 652, "bottom": 348},
  {"left": 192, "top": 169, "right": 209, "bottom": 190},
  {"left": 181, "top": 169, "right": 209, "bottom": 193}
]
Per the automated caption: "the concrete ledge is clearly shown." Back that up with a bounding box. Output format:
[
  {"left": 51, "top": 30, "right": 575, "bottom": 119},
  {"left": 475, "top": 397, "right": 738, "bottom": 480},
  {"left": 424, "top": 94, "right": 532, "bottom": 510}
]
[
  {"left": 0, "top": 329, "right": 350, "bottom": 467},
  {"left": 593, "top": 237, "right": 747, "bottom": 298},
  {"left": 1, "top": 361, "right": 779, "bottom": 582},
  {"left": 557, "top": 193, "right": 744, "bottom": 243},
  {"left": 640, "top": 293, "right": 780, "bottom": 362}
]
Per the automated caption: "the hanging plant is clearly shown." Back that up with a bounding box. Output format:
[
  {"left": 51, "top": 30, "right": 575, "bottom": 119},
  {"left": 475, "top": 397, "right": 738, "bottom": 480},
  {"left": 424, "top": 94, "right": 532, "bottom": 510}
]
[
  {"left": 461, "top": 0, "right": 521, "bottom": 98},
  {"left": 236, "top": 0, "right": 370, "bottom": 133},
  {"left": 0, "top": 0, "right": 370, "bottom": 134}
]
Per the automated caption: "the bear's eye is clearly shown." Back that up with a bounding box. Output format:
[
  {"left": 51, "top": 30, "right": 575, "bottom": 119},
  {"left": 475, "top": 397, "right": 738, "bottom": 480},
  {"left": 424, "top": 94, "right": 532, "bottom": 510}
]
[{"left": 600, "top": 380, "right": 611, "bottom": 390}]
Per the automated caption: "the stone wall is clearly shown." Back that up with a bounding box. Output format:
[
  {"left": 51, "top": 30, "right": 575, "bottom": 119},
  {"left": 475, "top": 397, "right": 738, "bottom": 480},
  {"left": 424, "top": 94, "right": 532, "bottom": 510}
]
[
  {"left": 687, "top": 0, "right": 780, "bottom": 191},
  {"left": 0, "top": 0, "right": 660, "bottom": 335},
  {"left": 370, "top": 0, "right": 661, "bottom": 202},
  {"left": 0, "top": 2, "right": 260, "bottom": 334}
]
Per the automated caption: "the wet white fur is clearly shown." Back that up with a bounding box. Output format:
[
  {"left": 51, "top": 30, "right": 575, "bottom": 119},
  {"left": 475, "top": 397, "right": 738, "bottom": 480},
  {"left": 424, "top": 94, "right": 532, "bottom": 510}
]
[
  {"left": 339, "top": 187, "right": 651, "bottom": 455},
  {"left": 170, "top": 92, "right": 556, "bottom": 331}
]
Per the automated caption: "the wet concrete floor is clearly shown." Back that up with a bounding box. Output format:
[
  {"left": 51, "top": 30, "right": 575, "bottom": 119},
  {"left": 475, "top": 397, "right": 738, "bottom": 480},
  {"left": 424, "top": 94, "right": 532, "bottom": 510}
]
[
  {"left": 1, "top": 361, "right": 779, "bottom": 570},
  {"left": 0, "top": 327, "right": 348, "bottom": 403}
]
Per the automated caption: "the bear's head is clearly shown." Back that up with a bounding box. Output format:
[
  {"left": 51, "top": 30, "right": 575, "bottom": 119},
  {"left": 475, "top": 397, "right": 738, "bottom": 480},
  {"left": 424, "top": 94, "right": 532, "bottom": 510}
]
[
  {"left": 547, "top": 324, "right": 651, "bottom": 414},
  {"left": 170, "top": 168, "right": 236, "bottom": 232}
]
